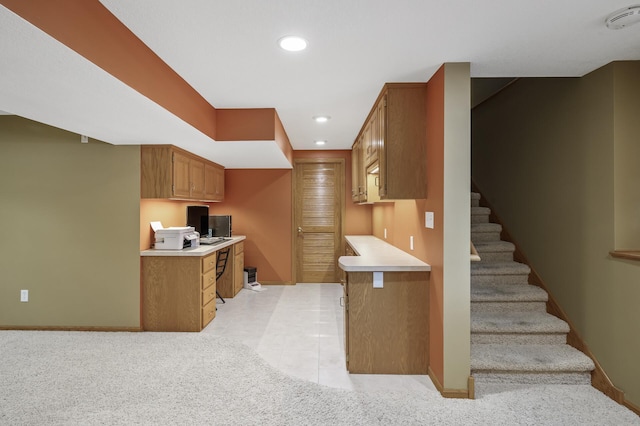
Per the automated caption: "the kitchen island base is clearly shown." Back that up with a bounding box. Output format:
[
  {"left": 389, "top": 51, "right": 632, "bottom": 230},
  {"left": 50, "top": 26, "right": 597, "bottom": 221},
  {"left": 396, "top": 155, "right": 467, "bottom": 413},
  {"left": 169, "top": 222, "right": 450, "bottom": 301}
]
[{"left": 345, "top": 270, "right": 429, "bottom": 374}]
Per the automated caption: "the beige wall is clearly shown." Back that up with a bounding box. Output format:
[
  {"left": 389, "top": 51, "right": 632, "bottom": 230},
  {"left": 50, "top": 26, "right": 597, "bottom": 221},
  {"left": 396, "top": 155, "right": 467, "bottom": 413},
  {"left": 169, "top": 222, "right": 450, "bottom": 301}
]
[
  {"left": 472, "top": 62, "right": 640, "bottom": 407},
  {"left": 0, "top": 116, "right": 141, "bottom": 329},
  {"left": 613, "top": 62, "right": 640, "bottom": 249},
  {"left": 442, "top": 63, "right": 471, "bottom": 391}
]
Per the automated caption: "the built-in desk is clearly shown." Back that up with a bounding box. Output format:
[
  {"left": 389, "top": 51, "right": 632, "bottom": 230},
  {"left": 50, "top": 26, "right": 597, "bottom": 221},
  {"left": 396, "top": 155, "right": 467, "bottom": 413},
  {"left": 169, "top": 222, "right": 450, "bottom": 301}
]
[
  {"left": 140, "top": 236, "right": 245, "bottom": 332},
  {"left": 338, "top": 235, "right": 430, "bottom": 374}
]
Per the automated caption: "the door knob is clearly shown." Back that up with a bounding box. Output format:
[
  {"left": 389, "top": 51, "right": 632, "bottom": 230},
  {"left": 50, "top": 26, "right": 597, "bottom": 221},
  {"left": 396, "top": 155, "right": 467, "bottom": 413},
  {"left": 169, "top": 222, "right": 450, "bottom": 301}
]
[{"left": 298, "top": 227, "right": 303, "bottom": 234}]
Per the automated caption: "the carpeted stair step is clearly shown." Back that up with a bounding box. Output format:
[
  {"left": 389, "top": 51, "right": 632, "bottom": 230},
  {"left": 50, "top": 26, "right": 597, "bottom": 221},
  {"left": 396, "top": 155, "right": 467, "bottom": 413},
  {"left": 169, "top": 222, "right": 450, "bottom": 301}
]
[
  {"left": 471, "top": 192, "right": 481, "bottom": 207},
  {"left": 473, "top": 241, "right": 515, "bottom": 262},
  {"left": 471, "top": 311, "right": 569, "bottom": 344},
  {"left": 471, "top": 282, "right": 548, "bottom": 313},
  {"left": 471, "top": 223, "right": 502, "bottom": 243},
  {"left": 471, "top": 343, "right": 595, "bottom": 386},
  {"left": 471, "top": 206, "right": 491, "bottom": 223},
  {"left": 471, "top": 261, "right": 531, "bottom": 285}
]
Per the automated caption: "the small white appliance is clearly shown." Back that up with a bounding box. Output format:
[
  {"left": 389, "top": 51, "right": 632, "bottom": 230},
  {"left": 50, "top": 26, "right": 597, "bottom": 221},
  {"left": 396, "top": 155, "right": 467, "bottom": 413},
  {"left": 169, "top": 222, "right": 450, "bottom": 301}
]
[
  {"left": 243, "top": 266, "right": 265, "bottom": 292},
  {"left": 151, "top": 222, "right": 200, "bottom": 250}
]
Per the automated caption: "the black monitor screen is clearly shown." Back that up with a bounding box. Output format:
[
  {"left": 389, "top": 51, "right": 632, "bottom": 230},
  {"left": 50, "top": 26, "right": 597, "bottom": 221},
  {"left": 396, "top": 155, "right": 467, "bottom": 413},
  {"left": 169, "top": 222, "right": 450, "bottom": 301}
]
[
  {"left": 209, "top": 215, "right": 232, "bottom": 237},
  {"left": 186, "top": 205, "right": 209, "bottom": 236}
]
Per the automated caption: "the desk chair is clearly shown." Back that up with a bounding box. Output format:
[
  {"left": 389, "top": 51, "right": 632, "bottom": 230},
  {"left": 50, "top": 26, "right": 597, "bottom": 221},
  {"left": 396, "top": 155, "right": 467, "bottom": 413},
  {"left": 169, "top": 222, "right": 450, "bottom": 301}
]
[{"left": 216, "top": 247, "right": 231, "bottom": 304}]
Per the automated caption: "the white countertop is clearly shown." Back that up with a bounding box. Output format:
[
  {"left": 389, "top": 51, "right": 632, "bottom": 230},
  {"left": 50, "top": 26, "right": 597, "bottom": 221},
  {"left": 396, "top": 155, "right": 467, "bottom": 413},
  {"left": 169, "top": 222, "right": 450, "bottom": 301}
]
[
  {"left": 339, "top": 235, "right": 431, "bottom": 272},
  {"left": 140, "top": 236, "right": 246, "bottom": 257}
]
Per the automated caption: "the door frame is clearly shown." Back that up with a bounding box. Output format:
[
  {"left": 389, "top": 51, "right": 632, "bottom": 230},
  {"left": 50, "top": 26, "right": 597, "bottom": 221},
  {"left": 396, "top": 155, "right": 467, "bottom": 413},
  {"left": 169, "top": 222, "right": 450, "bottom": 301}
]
[{"left": 292, "top": 158, "right": 346, "bottom": 284}]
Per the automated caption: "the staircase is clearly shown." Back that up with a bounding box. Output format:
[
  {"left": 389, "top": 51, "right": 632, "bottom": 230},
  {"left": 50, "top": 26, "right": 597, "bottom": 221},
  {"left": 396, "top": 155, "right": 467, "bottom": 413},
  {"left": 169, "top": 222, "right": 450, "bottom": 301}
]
[{"left": 470, "top": 192, "right": 595, "bottom": 395}]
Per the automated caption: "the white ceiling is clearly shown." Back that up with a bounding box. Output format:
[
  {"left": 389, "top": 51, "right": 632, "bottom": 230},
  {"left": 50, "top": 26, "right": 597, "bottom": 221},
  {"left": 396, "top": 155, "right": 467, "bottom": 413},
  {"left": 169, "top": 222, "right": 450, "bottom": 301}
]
[{"left": 1, "top": 1, "right": 639, "bottom": 168}]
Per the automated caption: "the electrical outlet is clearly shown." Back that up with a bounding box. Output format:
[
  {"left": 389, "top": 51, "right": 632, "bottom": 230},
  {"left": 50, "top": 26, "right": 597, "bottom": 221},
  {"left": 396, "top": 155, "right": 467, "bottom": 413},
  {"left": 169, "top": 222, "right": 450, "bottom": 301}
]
[
  {"left": 20, "top": 289, "right": 28, "bottom": 302},
  {"left": 410, "top": 236, "right": 414, "bottom": 250},
  {"left": 384, "top": 228, "right": 387, "bottom": 239},
  {"left": 425, "top": 212, "right": 434, "bottom": 229}
]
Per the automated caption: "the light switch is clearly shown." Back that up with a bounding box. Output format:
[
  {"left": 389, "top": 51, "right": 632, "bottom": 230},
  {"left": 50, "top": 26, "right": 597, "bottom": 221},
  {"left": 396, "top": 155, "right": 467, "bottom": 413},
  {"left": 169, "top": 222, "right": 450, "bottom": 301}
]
[
  {"left": 384, "top": 228, "right": 387, "bottom": 239},
  {"left": 425, "top": 212, "right": 434, "bottom": 229},
  {"left": 410, "top": 236, "right": 414, "bottom": 250}
]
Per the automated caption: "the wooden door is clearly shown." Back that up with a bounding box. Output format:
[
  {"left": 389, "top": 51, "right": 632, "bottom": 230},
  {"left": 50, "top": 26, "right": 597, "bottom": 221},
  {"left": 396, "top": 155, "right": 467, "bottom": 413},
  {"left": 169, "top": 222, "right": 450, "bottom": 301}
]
[{"left": 294, "top": 159, "right": 345, "bottom": 283}]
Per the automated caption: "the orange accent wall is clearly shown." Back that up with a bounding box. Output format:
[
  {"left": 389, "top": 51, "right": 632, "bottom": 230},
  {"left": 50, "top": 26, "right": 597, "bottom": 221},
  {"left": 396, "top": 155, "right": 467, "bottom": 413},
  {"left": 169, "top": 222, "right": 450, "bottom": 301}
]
[
  {"left": 274, "top": 111, "right": 294, "bottom": 165},
  {"left": 212, "top": 169, "right": 293, "bottom": 284},
  {"left": 424, "top": 67, "right": 445, "bottom": 385},
  {"left": 1, "top": 0, "right": 218, "bottom": 141},
  {"left": 216, "top": 109, "right": 277, "bottom": 140},
  {"left": 216, "top": 108, "right": 293, "bottom": 164},
  {"left": 370, "top": 66, "right": 446, "bottom": 385}
]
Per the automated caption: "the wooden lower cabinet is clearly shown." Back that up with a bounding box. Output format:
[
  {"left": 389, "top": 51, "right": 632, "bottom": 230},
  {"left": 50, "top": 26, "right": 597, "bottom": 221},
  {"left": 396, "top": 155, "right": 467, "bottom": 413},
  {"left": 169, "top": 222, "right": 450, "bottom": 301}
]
[
  {"left": 142, "top": 253, "right": 216, "bottom": 332},
  {"left": 233, "top": 242, "right": 245, "bottom": 295},
  {"left": 344, "top": 271, "right": 429, "bottom": 374},
  {"left": 217, "top": 241, "right": 245, "bottom": 299}
]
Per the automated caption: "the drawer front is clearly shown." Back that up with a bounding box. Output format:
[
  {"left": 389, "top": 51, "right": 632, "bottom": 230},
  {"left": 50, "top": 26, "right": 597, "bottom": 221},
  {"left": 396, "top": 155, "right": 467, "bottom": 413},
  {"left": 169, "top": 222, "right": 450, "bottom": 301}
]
[
  {"left": 234, "top": 241, "right": 244, "bottom": 255},
  {"left": 202, "top": 268, "right": 216, "bottom": 290},
  {"left": 202, "top": 253, "right": 216, "bottom": 273},
  {"left": 202, "top": 282, "right": 216, "bottom": 306},
  {"left": 202, "top": 299, "right": 216, "bottom": 328}
]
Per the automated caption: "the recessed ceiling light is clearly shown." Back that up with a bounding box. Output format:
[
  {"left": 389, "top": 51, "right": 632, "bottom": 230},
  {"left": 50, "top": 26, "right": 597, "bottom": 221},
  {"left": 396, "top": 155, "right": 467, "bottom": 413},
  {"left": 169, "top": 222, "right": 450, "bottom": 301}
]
[
  {"left": 315, "top": 140, "right": 327, "bottom": 146},
  {"left": 313, "top": 115, "right": 331, "bottom": 123},
  {"left": 278, "top": 36, "right": 307, "bottom": 52}
]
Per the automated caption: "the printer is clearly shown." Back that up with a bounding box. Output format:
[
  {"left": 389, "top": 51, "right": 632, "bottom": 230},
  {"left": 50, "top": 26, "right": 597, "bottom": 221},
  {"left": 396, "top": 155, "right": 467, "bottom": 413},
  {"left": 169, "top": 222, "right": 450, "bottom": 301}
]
[{"left": 151, "top": 222, "right": 200, "bottom": 250}]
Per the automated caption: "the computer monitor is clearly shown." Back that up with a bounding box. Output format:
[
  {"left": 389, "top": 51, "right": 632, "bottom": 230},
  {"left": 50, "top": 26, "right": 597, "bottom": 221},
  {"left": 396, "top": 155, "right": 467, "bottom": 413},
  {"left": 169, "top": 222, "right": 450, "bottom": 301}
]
[
  {"left": 208, "top": 215, "right": 232, "bottom": 238},
  {"left": 186, "top": 205, "right": 209, "bottom": 237}
]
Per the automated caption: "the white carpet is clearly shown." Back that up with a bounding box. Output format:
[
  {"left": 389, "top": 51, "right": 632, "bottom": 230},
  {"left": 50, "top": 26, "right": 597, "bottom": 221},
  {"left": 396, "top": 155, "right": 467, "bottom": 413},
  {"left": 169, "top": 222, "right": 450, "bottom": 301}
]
[{"left": 0, "top": 330, "right": 638, "bottom": 425}]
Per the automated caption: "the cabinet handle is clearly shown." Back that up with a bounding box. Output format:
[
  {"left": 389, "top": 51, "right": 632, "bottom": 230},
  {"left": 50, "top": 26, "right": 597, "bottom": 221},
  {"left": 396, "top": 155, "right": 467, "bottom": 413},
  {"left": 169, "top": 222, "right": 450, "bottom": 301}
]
[{"left": 339, "top": 296, "right": 344, "bottom": 307}]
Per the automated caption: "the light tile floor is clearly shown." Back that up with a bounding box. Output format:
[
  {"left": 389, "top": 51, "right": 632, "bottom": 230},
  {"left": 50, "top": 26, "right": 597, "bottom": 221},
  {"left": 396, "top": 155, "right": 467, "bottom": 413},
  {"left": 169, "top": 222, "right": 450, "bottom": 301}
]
[{"left": 204, "top": 283, "right": 437, "bottom": 394}]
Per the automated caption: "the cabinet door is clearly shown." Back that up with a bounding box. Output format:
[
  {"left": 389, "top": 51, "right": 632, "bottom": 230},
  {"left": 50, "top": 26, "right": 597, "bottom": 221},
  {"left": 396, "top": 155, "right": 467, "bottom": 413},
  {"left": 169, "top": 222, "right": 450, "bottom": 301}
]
[
  {"left": 190, "top": 159, "right": 205, "bottom": 199},
  {"left": 204, "top": 163, "right": 217, "bottom": 201},
  {"left": 364, "top": 108, "right": 378, "bottom": 165},
  {"left": 234, "top": 252, "right": 244, "bottom": 295},
  {"left": 351, "top": 140, "right": 361, "bottom": 202},
  {"left": 141, "top": 256, "right": 202, "bottom": 332},
  {"left": 344, "top": 276, "right": 349, "bottom": 370},
  {"left": 213, "top": 165, "right": 225, "bottom": 200},
  {"left": 173, "top": 152, "right": 192, "bottom": 198},
  {"left": 358, "top": 136, "right": 367, "bottom": 202},
  {"left": 377, "top": 95, "right": 388, "bottom": 198}
]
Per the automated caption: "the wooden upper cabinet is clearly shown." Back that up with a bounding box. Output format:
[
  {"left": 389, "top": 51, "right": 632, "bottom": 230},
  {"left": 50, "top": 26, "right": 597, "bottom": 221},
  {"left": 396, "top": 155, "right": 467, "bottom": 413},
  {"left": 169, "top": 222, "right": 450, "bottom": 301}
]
[
  {"left": 351, "top": 139, "right": 360, "bottom": 202},
  {"left": 172, "top": 151, "right": 192, "bottom": 199},
  {"left": 351, "top": 138, "right": 366, "bottom": 203},
  {"left": 352, "top": 83, "right": 427, "bottom": 202},
  {"left": 204, "top": 163, "right": 224, "bottom": 201},
  {"left": 364, "top": 108, "right": 378, "bottom": 165},
  {"left": 141, "top": 145, "right": 225, "bottom": 202},
  {"left": 189, "top": 158, "right": 205, "bottom": 199}
]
